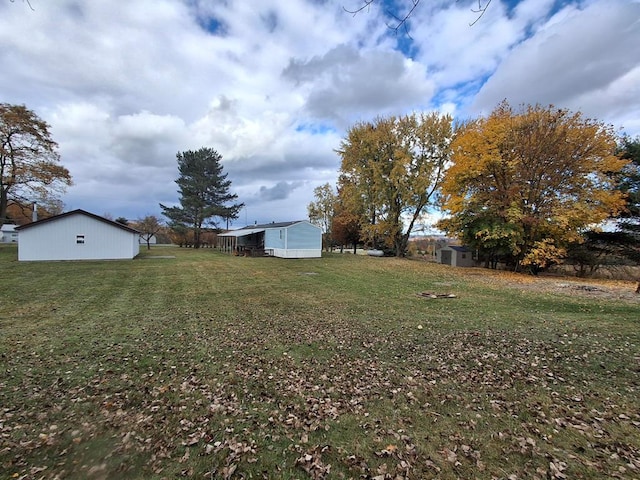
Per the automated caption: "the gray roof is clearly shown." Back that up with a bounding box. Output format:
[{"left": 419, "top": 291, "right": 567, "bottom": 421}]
[
  {"left": 219, "top": 220, "right": 313, "bottom": 237},
  {"left": 15, "top": 209, "right": 140, "bottom": 234},
  {"left": 238, "top": 221, "right": 301, "bottom": 230}
]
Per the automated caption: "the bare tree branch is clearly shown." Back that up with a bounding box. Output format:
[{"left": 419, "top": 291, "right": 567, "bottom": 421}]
[
  {"left": 344, "top": 0, "right": 494, "bottom": 34},
  {"left": 9, "top": 0, "right": 35, "bottom": 11},
  {"left": 343, "top": 0, "right": 375, "bottom": 17},
  {"left": 469, "top": 0, "right": 493, "bottom": 26}
]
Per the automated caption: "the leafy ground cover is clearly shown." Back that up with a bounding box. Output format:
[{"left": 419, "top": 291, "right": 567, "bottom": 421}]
[{"left": 0, "top": 244, "right": 638, "bottom": 479}]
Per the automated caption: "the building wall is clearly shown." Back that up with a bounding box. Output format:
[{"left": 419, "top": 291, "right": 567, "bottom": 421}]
[
  {"left": 18, "top": 214, "right": 140, "bottom": 261},
  {"left": 438, "top": 246, "right": 474, "bottom": 267},
  {"left": 265, "top": 228, "right": 286, "bottom": 250},
  {"left": 286, "top": 222, "right": 322, "bottom": 250},
  {"left": 0, "top": 226, "right": 19, "bottom": 243},
  {"left": 270, "top": 248, "right": 321, "bottom": 258},
  {"left": 264, "top": 222, "right": 322, "bottom": 258}
]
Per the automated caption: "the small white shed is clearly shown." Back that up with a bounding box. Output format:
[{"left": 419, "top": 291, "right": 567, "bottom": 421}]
[
  {"left": 0, "top": 224, "right": 19, "bottom": 243},
  {"left": 16, "top": 209, "right": 140, "bottom": 261}
]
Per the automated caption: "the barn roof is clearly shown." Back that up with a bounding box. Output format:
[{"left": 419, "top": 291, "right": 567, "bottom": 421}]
[{"left": 15, "top": 209, "right": 140, "bottom": 234}]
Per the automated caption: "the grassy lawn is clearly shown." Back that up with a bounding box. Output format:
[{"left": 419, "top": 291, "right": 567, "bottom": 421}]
[{"left": 1, "top": 244, "right": 638, "bottom": 479}]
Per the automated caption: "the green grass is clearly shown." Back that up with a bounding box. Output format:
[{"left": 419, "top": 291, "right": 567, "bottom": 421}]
[{"left": 1, "top": 244, "right": 639, "bottom": 479}]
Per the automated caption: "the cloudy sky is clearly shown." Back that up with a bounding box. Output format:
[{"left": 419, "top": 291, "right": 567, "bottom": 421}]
[{"left": 1, "top": 0, "right": 639, "bottom": 228}]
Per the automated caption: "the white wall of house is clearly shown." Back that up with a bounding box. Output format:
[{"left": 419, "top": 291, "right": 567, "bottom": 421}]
[
  {"left": 0, "top": 225, "right": 19, "bottom": 243},
  {"left": 18, "top": 212, "right": 140, "bottom": 261},
  {"left": 264, "top": 221, "right": 322, "bottom": 258}
]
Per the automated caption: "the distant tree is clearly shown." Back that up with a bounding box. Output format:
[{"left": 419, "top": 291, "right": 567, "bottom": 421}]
[
  {"left": 438, "top": 102, "right": 627, "bottom": 273},
  {"left": 616, "top": 135, "right": 640, "bottom": 235},
  {"left": 134, "top": 215, "right": 164, "bottom": 250},
  {"left": 337, "top": 112, "right": 452, "bottom": 256},
  {"left": 167, "top": 224, "right": 193, "bottom": 247},
  {"left": 115, "top": 216, "right": 129, "bottom": 226},
  {"left": 307, "top": 183, "right": 337, "bottom": 251},
  {"left": 585, "top": 136, "right": 640, "bottom": 292},
  {"left": 332, "top": 208, "right": 361, "bottom": 254},
  {"left": 5, "top": 199, "right": 62, "bottom": 225},
  {"left": 160, "top": 147, "right": 243, "bottom": 248},
  {"left": 0, "top": 103, "right": 72, "bottom": 228}
]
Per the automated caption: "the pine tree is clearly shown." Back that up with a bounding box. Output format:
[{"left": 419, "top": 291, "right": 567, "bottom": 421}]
[{"left": 160, "top": 148, "right": 243, "bottom": 248}]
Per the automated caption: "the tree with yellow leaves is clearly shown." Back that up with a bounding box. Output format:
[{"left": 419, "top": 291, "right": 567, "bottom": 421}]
[
  {"left": 438, "top": 102, "right": 627, "bottom": 273},
  {"left": 337, "top": 112, "right": 452, "bottom": 256},
  {"left": 1, "top": 103, "right": 72, "bottom": 229}
]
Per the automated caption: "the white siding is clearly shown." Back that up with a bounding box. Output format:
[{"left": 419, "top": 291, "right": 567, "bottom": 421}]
[
  {"left": 264, "top": 221, "right": 322, "bottom": 258},
  {"left": 270, "top": 248, "right": 320, "bottom": 258},
  {"left": 18, "top": 214, "right": 139, "bottom": 261}
]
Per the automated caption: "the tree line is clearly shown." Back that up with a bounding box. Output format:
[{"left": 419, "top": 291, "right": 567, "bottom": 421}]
[
  {"left": 308, "top": 102, "right": 639, "bottom": 287},
  {"left": 3, "top": 100, "right": 638, "bottom": 289}
]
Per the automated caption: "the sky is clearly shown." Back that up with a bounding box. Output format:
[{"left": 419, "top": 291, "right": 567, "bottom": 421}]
[{"left": 1, "top": 0, "right": 639, "bottom": 229}]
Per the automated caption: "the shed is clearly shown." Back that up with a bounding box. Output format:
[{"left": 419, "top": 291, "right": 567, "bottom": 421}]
[
  {"left": 15, "top": 209, "right": 140, "bottom": 261},
  {"left": 437, "top": 245, "right": 475, "bottom": 267},
  {"left": 0, "top": 224, "right": 19, "bottom": 243},
  {"left": 218, "top": 221, "right": 322, "bottom": 258}
]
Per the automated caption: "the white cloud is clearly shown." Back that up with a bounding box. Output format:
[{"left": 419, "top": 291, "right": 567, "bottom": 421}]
[
  {"left": 472, "top": 0, "right": 640, "bottom": 130},
  {"left": 0, "top": 0, "right": 637, "bottom": 225},
  {"left": 283, "top": 44, "right": 435, "bottom": 125}
]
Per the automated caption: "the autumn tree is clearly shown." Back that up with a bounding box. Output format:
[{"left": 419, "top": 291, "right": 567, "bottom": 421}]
[
  {"left": 331, "top": 185, "right": 362, "bottom": 254},
  {"left": 134, "top": 215, "right": 164, "bottom": 250},
  {"left": 160, "top": 147, "right": 243, "bottom": 248},
  {"left": 332, "top": 208, "right": 361, "bottom": 254},
  {"left": 438, "top": 102, "right": 627, "bottom": 273},
  {"left": 4, "top": 199, "right": 62, "bottom": 225},
  {"left": 307, "top": 183, "right": 337, "bottom": 251},
  {"left": 0, "top": 103, "right": 72, "bottom": 228},
  {"left": 337, "top": 112, "right": 452, "bottom": 256}
]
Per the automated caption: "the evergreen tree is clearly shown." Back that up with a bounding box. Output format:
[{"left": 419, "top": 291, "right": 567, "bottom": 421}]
[{"left": 160, "top": 148, "right": 243, "bottom": 248}]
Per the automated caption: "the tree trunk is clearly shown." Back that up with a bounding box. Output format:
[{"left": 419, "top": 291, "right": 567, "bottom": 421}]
[{"left": 0, "top": 187, "right": 7, "bottom": 229}]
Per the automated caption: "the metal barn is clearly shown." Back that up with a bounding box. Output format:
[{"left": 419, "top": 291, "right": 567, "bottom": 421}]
[{"left": 16, "top": 209, "right": 140, "bottom": 261}]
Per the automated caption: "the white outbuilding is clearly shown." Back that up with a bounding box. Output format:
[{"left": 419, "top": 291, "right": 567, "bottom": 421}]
[
  {"left": 16, "top": 209, "right": 140, "bottom": 261},
  {"left": 436, "top": 245, "right": 475, "bottom": 267},
  {"left": 0, "top": 224, "right": 19, "bottom": 243}
]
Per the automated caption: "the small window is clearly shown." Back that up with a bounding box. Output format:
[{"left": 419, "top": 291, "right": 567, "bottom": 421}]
[
  {"left": 461, "top": 253, "right": 466, "bottom": 259},
  {"left": 279, "top": 229, "right": 284, "bottom": 240},
  {"left": 76, "top": 235, "right": 85, "bottom": 244}
]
